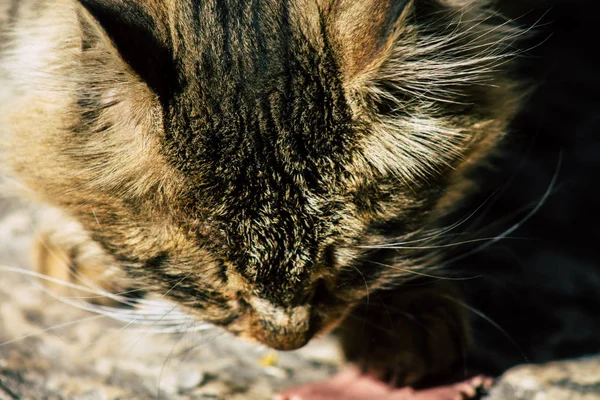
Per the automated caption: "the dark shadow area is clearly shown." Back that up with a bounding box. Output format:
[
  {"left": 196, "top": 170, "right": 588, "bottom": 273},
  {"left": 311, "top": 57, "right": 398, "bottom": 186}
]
[{"left": 448, "top": 0, "right": 600, "bottom": 374}]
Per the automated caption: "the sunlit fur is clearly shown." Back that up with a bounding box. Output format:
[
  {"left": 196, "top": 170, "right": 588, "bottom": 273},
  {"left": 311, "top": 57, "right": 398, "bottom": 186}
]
[{"left": 1, "top": 0, "right": 523, "bottom": 383}]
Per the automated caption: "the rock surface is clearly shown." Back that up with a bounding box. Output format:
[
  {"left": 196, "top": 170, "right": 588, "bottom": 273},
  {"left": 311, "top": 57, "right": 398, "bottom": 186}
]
[{"left": 485, "top": 357, "right": 600, "bottom": 400}]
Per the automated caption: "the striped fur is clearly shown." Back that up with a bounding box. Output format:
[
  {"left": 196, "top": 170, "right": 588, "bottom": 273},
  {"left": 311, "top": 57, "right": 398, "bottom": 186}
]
[{"left": 0, "top": 0, "right": 522, "bottom": 384}]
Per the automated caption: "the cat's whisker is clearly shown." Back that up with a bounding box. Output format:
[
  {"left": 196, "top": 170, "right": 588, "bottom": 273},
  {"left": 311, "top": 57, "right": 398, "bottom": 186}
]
[
  {"left": 348, "top": 264, "right": 370, "bottom": 307},
  {"left": 362, "top": 259, "right": 480, "bottom": 281},
  {"left": 346, "top": 311, "right": 445, "bottom": 341},
  {"left": 0, "top": 314, "right": 106, "bottom": 348},
  {"left": 38, "top": 285, "right": 207, "bottom": 328},
  {"left": 432, "top": 192, "right": 559, "bottom": 259},
  {"left": 362, "top": 232, "right": 466, "bottom": 251},
  {"left": 161, "top": 271, "right": 193, "bottom": 298},
  {"left": 0, "top": 265, "right": 211, "bottom": 333},
  {"left": 60, "top": 287, "right": 146, "bottom": 300},
  {"left": 1, "top": 264, "right": 118, "bottom": 296},
  {"left": 438, "top": 293, "right": 529, "bottom": 363},
  {"left": 360, "top": 236, "right": 531, "bottom": 251},
  {"left": 346, "top": 314, "right": 410, "bottom": 340},
  {"left": 362, "top": 189, "right": 502, "bottom": 249},
  {"left": 168, "top": 329, "right": 229, "bottom": 360},
  {"left": 438, "top": 150, "right": 562, "bottom": 267},
  {"left": 361, "top": 149, "right": 560, "bottom": 274},
  {"left": 377, "top": 215, "right": 480, "bottom": 248},
  {"left": 157, "top": 323, "right": 188, "bottom": 399},
  {"left": 449, "top": 161, "right": 563, "bottom": 256},
  {"left": 120, "top": 268, "right": 218, "bottom": 340},
  {"left": 122, "top": 302, "right": 183, "bottom": 352},
  {"left": 119, "top": 272, "right": 203, "bottom": 334},
  {"left": 125, "top": 324, "right": 212, "bottom": 334}
]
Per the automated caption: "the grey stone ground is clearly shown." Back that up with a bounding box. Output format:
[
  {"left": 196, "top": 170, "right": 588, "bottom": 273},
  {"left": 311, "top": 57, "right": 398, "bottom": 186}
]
[
  {"left": 486, "top": 357, "right": 600, "bottom": 400},
  {"left": 1, "top": 199, "right": 599, "bottom": 400}
]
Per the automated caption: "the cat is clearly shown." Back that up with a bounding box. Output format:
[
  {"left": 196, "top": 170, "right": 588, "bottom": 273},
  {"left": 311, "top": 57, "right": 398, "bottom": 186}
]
[{"left": 0, "top": 0, "right": 533, "bottom": 392}]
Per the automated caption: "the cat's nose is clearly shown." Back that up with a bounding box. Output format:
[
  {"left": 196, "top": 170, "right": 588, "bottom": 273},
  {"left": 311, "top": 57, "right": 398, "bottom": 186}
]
[{"left": 248, "top": 297, "right": 314, "bottom": 350}]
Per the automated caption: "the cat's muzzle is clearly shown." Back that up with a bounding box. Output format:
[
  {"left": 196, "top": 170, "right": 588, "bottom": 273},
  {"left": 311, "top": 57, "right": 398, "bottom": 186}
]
[{"left": 248, "top": 297, "right": 314, "bottom": 350}]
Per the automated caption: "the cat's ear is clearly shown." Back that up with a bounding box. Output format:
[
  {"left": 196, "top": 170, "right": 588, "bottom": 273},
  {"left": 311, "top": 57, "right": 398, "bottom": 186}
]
[
  {"left": 76, "top": 0, "right": 175, "bottom": 98},
  {"left": 332, "top": 0, "right": 410, "bottom": 80}
]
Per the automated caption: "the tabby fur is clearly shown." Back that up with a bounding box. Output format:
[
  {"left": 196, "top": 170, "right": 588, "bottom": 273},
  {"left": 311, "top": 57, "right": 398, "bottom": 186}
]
[{"left": 0, "top": 0, "right": 521, "bottom": 383}]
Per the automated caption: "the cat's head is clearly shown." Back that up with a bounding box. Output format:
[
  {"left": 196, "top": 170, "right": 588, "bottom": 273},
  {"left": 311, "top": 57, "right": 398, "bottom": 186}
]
[{"left": 14, "top": 0, "right": 520, "bottom": 350}]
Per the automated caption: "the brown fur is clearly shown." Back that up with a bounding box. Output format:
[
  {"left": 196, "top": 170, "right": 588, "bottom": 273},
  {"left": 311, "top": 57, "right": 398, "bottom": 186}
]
[{"left": 0, "top": 0, "right": 522, "bottom": 386}]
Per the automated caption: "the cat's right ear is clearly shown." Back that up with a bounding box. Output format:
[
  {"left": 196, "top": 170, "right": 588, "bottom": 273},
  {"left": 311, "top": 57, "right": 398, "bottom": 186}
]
[
  {"left": 76, "top": 0, "right": 175, "bottom": 99},
  {"left": 331, "top": 0, "right": 411, "bottom": 82}
]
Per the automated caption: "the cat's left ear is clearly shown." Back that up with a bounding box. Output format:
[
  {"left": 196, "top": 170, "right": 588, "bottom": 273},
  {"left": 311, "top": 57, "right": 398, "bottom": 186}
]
[{"left": 77, "top": 0, "right": 175, "bottom": 99}]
